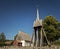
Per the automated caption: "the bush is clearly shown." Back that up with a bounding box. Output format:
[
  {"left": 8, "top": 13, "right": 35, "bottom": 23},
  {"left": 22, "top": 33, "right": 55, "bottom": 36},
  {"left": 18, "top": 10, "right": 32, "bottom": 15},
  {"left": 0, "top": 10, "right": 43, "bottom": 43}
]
[
  {"left": 52, "top": 40, "right": 60, "bottom": 45},
  {"left": 0, "top": 42, "right": 6, "bottom": 46}
]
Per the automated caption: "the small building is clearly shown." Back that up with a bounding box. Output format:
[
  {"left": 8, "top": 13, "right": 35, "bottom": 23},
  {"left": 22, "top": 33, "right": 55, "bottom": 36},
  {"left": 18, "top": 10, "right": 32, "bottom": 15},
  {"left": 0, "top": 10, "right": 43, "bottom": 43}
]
[{"left": 13, "top": 31, "right": 31, "bottom": 47}]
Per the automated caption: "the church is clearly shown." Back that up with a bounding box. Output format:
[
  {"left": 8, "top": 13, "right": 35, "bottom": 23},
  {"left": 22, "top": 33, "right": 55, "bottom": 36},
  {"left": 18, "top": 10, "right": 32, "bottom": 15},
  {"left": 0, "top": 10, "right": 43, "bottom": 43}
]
[{"left": 13, "top": 31, "right": 31, "bottom": 46}]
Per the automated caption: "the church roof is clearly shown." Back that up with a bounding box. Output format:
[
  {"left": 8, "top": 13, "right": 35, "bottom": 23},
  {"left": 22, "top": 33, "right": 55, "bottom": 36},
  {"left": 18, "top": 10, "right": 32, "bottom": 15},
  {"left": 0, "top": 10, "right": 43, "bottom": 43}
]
[
  {"left": 16, "top": 31, "right": 31, "bottom": 41},
  {"left": 33, "top": 8, "right": 42, "bottom": 27}
]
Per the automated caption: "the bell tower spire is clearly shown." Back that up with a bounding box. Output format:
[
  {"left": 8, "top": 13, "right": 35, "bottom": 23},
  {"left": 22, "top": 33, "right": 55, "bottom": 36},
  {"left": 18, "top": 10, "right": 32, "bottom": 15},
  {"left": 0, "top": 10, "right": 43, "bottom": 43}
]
[{"left": 36, "top": 8, "right": 39, "bottom": 20}]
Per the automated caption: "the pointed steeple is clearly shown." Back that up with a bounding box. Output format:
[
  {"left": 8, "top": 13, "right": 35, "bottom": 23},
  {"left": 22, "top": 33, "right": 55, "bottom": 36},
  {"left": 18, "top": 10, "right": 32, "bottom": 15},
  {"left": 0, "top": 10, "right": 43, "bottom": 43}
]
[
  {"left": 33, "top": 8, "right": 42, "bottom": 27},
  {"left": 36, "top": 8, "right": 39, "bottom": 20}
]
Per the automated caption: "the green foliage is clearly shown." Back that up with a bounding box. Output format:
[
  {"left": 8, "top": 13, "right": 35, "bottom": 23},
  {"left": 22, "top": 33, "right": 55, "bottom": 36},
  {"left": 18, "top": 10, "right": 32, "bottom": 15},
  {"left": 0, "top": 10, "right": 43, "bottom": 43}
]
[
  {"left": 52, "top": 40, "right": 60, "bottom": 45},
  {"left": 0, "top": 32, "right": 6, "bottom": 42},
  {"left": 0, "top": 42, "right": 6, "bottom": 46},
  {"left": 14, "top": 34, "right": 17, "bottom": 40},
  {"left": 43, "top": 16, "right": 60, "bottom": 42},
  {"left": 0, "top": 32, "right": 6, "bottom": 46}
]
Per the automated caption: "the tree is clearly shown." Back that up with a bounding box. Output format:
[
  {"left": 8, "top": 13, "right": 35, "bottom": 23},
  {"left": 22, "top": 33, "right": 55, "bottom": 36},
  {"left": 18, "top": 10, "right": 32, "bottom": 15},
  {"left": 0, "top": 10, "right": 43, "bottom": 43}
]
[
  {"left": 0, "top": 32, "right": 6, "bottom": 42},
  {"left": 14, "top": 34, "right": 17, "bottom": 40},
  {"left": 43, "top": 16, "right": 60, "bottom": 42}
]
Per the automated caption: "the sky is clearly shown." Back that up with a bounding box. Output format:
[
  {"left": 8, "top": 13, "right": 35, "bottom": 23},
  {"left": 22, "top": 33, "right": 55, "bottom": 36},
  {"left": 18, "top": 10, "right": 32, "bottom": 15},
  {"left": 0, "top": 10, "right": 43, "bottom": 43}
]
[{"left": 0, "top": 0, "right": 60, "bottom": 40}]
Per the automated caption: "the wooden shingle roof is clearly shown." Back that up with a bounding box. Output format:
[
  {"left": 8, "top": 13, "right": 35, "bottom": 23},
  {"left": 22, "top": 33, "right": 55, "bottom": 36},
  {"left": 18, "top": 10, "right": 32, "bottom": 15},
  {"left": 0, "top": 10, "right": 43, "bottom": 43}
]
[{"left": 16, "top": 31, "right": 31, "bottom": 41}]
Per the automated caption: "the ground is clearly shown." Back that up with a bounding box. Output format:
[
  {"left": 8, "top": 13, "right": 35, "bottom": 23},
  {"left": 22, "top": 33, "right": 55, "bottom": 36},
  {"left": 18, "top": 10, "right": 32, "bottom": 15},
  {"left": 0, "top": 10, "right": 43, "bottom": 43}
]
[{"left": 0, "top": 46, "right": 60, "bottom": 49}]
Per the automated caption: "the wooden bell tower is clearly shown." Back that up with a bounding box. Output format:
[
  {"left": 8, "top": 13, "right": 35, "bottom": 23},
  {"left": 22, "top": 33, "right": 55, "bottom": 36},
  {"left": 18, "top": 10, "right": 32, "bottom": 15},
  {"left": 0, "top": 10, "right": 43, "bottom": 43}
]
[{"left": 31, "top": 8, "right": 49, "bottom": 47}]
